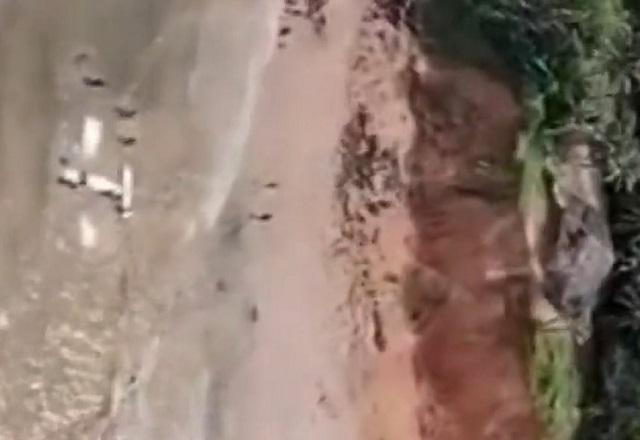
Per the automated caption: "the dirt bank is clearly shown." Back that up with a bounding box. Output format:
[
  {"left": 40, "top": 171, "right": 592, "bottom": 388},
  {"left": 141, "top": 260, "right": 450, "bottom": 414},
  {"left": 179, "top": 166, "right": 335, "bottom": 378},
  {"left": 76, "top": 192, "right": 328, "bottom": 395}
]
[
  {"left": 404, "top": 54, "right": 540, "bottom": 440},
  {"left": 335, "top": 1, "right": 541, "bottom": 437}
]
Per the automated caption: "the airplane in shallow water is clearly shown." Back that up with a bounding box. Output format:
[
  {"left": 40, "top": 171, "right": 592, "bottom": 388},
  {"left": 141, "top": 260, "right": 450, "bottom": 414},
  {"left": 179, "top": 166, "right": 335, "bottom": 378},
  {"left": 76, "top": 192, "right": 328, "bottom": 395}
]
[{"left": 57, "top": 162, "right": 133, "bottom": 219}]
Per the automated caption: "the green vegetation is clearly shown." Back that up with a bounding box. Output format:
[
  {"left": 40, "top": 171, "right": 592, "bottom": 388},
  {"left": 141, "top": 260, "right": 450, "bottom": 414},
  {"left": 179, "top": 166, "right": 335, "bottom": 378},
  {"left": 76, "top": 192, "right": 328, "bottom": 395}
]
[
  {"left": 530, "top": 330, "right": 581, "bottom": 440},
  {"left": 467, "top": 0, "right": 640, "bottom": 192},
  {"left": 413, "top": 1, "right": 640, "bottom": 439}
]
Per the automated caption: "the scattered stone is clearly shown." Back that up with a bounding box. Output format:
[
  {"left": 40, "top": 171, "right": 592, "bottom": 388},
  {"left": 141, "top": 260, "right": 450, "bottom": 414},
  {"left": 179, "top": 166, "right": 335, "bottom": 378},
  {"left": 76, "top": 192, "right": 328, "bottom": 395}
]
[
  {"left": 279, "top": 26, "right": 292, "bottom": 37},
  {"left": 383, "top": 272, "right": 400, "bottom": 284},
  {"left": 116, "top": 135, "right": 137, "bottom": 146},
  {"left": 249, "top": 305, "right": 260, "bottom": 322},
  {"left": 216, "top": 279, "right": 227, "bottom": 292},
  {"left": 82, "top": 76, "right": 107, "bottom": 88}
]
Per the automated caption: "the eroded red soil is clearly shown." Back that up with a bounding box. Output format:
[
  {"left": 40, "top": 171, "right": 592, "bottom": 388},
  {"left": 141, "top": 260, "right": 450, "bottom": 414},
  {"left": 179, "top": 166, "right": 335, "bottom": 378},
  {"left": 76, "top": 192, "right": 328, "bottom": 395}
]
[{"left": 333, "top": 1, "right": 541, "bottom": 438}]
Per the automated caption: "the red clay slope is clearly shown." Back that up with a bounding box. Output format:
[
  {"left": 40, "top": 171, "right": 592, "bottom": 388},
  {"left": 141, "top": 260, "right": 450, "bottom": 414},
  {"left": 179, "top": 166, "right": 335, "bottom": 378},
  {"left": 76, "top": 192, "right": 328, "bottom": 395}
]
[{"left": 403, "top": 61, "right": 541, "bottom": 440}]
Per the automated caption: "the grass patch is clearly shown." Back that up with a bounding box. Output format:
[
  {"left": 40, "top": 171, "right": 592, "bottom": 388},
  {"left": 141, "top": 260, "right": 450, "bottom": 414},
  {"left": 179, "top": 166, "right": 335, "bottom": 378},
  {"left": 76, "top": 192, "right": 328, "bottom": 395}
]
[{"left": 530, "top": 328, "right": 581, "bottom": 440}]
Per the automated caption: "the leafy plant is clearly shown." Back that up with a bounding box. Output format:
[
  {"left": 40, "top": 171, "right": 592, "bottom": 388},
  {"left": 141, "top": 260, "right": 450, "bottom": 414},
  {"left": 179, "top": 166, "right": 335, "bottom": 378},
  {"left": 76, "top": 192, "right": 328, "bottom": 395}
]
[
  {"left": 530, "top": 330, "right": 581, "bottom": 440},
  {"left": 466, "top": 0, "right": 640, "bottom": 190}
]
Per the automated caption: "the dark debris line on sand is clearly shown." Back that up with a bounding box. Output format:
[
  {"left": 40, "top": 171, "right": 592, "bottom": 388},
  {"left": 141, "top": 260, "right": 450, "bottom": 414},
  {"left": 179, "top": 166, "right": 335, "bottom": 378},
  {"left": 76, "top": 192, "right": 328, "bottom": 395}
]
[{"left": 278, "top": 0, "right": 329, "bottom": 48}]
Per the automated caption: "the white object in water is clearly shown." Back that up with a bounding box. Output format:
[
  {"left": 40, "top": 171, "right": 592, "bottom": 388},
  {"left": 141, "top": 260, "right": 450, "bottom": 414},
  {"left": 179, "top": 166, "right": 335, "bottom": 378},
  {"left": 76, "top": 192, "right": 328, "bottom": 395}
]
[
  {"left": 59, "top": 167, "right": 85, "bottom": 186},
  {"left": 119, "top": 164, "right": 133, "bottom": 218},
  {"left": 79, "top": 214, "right": 97, "bottom": 248},
  {"left": 86, "top": 174, "right": 122, "bottom": 198},
  {"left": 0, "top": 311, "right": 9, "bottom": 330},
  {"left": 81, "top": 116, "right": 103, "bottom": 159}
]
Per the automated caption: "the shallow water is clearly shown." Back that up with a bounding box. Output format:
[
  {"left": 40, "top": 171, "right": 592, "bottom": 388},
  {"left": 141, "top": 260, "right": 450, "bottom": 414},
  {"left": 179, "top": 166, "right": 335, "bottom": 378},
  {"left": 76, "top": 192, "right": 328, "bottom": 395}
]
[{"left": 0, "top": 1, "right": 278, "bottom": 438}]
